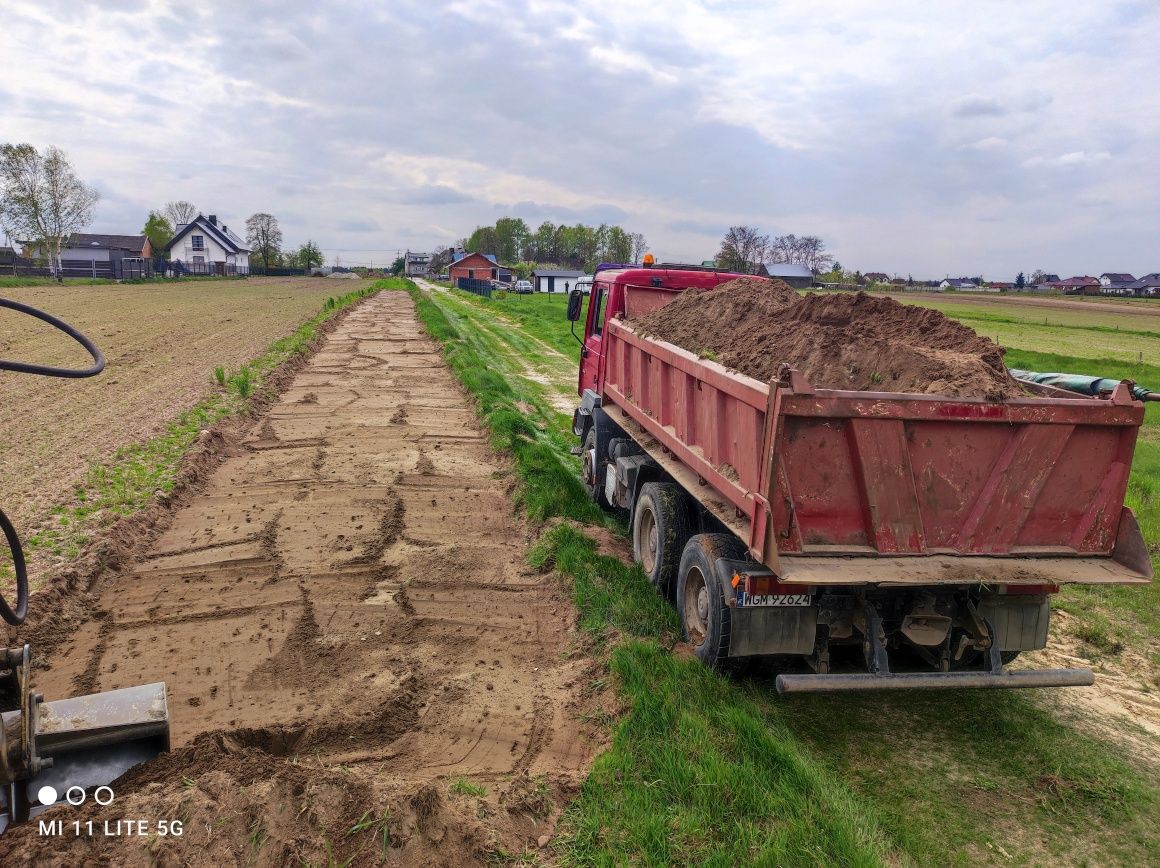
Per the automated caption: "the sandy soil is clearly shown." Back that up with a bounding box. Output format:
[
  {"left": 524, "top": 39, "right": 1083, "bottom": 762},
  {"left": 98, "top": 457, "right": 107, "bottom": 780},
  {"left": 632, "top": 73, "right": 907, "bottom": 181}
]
[
  {"left": 0, "top": 292, "right": 598, "bottom": 865},
  {"left": 0, "top": 277, "right": 370, "bottom": 533},
  {"left": 634, "top": 281, "right": 1021, "bottom": 398}
]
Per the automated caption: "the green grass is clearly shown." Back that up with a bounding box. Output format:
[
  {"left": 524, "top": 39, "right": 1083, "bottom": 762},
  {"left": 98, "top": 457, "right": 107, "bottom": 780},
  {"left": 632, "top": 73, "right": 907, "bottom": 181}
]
[
  {"left": 2, "top": 280, "right": 398, "bottom": 578},
  {"left": 410, "top": 280, "right": 1160, "bottom": 866},
  {"left": 448, "top": 777, "right": 487, "bottom": 798}
]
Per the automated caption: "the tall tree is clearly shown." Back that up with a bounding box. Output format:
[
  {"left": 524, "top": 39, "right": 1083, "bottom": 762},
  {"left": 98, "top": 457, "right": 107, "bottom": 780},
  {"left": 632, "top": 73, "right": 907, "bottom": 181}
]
[
  {"left": 0, "top": 143, "right": 100, "bottom": 280},
  {"left": 717, "top": 225, "right": 769, "bottom": 274},
  {"left": 245, "top": 212, "right": 282, "bottom": 270},
  {"left": 630, "top": 232, "right": 648, "bottom": 264},
  {"left": 390, "top": 255, "right": 405, "bottom": 275},
  {"left": 769, "top": 233, "right": 834, "bottom": 273},
  {"left": 164, "top": 200, "right": 197, "bottom": 227},
  {"left": 1030, "top": 269, "right": 1048, "bottom": 285},
  {"left": 493, "top": 216, "right": 529, "bottom": 264},
  {"left": 295, "top": 240, "right": 323, "bottom": 270},
  {"left": 466, "top": 225, "right": 499, "bottom": 256},
  {"left": 1015, "top": 272, "right": 1025, "bottom": 290},
  {"left": 429, "top": 246, "right": 452, "bottom": 275},
  {"left": 142, "top": 210, "right": 173, "bottom": 256}
]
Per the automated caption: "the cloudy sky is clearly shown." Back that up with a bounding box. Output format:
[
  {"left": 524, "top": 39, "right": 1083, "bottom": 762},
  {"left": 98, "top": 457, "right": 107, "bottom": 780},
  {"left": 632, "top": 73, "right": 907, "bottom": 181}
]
[{"left": 3, "top": 0, "right": 1158, "bottom": 277}]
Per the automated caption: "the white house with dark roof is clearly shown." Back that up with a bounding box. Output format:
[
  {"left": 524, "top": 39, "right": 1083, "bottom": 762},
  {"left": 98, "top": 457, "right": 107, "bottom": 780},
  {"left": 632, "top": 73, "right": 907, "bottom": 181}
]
[
  {"left": 1099, "top": 273, "right": 1136, "bottom": 295},
  {"left": 165, "top": 213, "right": 252, "bottom": 275}
]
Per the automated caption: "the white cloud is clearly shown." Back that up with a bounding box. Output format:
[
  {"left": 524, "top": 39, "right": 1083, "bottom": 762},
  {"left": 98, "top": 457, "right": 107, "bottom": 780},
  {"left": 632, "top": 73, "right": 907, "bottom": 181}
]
[
  {"left": 1022, "top": 150, "right": 1113, "bottom": 168},
  {"left": 0, "top": 0, "right": 1157, "bottom": 275}
]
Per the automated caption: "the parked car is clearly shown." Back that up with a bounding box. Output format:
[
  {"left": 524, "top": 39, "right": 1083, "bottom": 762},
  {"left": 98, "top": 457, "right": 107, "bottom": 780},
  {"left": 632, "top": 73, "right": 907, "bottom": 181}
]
[{"left": 513, "top": 280, "right": 533, "bottom": 294}]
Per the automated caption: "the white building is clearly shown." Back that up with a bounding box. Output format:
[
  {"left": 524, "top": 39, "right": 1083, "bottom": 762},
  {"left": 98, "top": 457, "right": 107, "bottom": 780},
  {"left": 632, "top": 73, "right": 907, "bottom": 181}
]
[
  {"left": 532, "top": 269, "right": 584, "bottom": 293},
  {"left": 166, "top": 214, "right": 251, "bottom": 275},
  {"left": 404, "top": 250, "right": 431, "bottom": 277}
]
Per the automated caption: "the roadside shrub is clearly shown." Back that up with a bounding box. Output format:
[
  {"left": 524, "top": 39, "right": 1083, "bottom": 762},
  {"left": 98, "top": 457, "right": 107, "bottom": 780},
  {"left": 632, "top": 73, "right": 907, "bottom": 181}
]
[
  {"left": 230, "top": 365, "right": 254, "bottom": 399},
  {"left": 495, "top": 289, "right": 509, "bottom": 300}
]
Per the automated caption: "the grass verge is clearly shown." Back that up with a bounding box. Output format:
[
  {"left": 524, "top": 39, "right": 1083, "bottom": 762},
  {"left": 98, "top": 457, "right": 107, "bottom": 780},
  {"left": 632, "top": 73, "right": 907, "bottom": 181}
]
[
  {"left": 4, "top": 280, "right": 400, "bottom": 580},
  {"left": 410, "top": 280, "right": 1159, "bottom": 866}
]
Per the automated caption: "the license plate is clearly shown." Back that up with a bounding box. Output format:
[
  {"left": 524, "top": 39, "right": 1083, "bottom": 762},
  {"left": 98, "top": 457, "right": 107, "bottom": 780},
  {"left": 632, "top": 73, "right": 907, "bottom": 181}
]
[{"left": 737, "top": 592, "right": 812, "bottom": 608}]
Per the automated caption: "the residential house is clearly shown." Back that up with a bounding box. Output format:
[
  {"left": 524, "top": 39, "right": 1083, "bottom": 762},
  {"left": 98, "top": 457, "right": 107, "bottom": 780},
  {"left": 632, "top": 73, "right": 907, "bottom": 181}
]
[
  {"left": 1031, "top": 274, "right": 1061, "bottom": 292},
  {"left": 764, "top": 262, "right": 813, "bottom": 289},
  {"left": 987, "top": 282, "right": 1015, "bottom": 291},
  {"left": 1127, "top": 273, "right": 1160, "bottom": 297},
  {"left": 1056, "top": 276, "right": 1102, "bottom": 295},
  {"left": 165, "top": 214, "right": 252, "bottom": 275},
  {"left": 939, "top": 277, "right": 980, "bottom": 290},
  {"left": 404, "top": 250, "right": 431, "bottom": 277},
  {"left": 449, "top": 251, "right": 499, "bottom": 284},
  {"left": 1099, "top": 273, "right": 1136, "bottom": 295},
  {"left": 40, "top": 233, "right": 153, "bottom": 279},
  {"left": 864, "top": 272, "right": 890, "bottom": 284},
  {"left": 532, "top": 268, "right": 584, "bottom": 293}
]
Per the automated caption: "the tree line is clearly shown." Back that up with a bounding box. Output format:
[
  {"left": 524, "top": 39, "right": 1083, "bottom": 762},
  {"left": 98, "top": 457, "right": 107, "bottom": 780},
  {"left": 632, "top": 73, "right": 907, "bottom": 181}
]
[
  {"left": 431, "top": 217, "right": 648, "bottom": 274},
  {"left": 716, "top": 225, "right": 835, "bottom": 275}
]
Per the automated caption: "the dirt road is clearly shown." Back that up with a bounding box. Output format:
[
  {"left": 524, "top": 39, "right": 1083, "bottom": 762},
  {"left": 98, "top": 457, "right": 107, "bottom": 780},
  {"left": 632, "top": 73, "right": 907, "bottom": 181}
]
[{"left": 6, "top": 291, "right": 596, "bottom": 865}]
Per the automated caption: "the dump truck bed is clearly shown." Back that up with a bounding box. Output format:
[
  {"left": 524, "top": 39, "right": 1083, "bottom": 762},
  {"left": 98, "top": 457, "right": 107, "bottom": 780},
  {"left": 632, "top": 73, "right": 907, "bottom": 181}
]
[{"left": 601, "top": 317, "right": 1152, "bottom": 586}]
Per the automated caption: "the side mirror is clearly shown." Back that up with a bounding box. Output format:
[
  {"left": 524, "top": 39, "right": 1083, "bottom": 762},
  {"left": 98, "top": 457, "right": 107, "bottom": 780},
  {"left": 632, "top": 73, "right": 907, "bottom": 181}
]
[{"left": 567, "top": 288, "right": 583, "bottom": 321}]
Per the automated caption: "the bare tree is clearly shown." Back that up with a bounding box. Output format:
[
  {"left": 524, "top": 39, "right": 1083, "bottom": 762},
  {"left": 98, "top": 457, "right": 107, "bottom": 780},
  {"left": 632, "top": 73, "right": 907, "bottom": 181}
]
[
  {"left": 717, "top": 225, "right": 769, "bottom": 274},
  {"left": 630, "top": 232, "right": 648, "bottom": 264},
  {"left": 163, "top": 200, "right": 198, "bottom": 227},
  {"left": 769, "top": 233, "right": 834, "bottom": 274},
  {"left": 245, "top": 212, "right": 283, "bottom": 271},
  {"left": 428, "top": 246, "right": 452, "bottom": 275},
  {"left": 0, "top": 143, "right": 100, "bottom": 281}
]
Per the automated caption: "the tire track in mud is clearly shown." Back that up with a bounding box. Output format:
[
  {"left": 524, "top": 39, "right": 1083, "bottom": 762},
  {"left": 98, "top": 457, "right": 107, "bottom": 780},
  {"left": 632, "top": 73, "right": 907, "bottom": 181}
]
[{"left": 9, "top": 291, "right": 601, "bottom": 866}]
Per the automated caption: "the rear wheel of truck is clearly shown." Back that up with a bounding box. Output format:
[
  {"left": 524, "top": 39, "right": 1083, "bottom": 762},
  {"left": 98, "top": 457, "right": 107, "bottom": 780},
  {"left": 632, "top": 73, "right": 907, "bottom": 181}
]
[
  {"left": 581, "top": 427, "right": 612, "bottom": 508},
  {"left": 677, "top": 533, "right": 748, "bottom": 669},
  {"left": 633, "top": 482, "right": 691, "bottom": 600}
]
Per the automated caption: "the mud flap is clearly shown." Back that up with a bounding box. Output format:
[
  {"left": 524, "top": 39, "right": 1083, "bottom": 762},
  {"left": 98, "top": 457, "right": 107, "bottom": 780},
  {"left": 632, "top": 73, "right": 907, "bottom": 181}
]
[{"left": 713, "top": 558, "right": 817, "bottom": 657}]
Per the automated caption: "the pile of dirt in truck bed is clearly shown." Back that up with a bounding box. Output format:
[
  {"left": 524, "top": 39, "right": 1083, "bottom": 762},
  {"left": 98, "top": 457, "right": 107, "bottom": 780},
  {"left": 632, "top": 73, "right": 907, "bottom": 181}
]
[{"left": 633, "top": 279, "right": 1023, "bottom": 399}]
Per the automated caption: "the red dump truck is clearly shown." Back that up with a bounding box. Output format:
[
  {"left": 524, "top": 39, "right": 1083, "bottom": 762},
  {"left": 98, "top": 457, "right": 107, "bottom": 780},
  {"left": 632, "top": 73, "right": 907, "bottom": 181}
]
[{"left": 566, "top": 264, "right": 1152, "bottom": 692}]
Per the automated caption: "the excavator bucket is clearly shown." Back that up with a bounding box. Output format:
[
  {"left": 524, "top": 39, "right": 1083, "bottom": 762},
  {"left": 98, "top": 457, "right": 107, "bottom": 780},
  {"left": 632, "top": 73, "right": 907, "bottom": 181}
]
[{"left": 0, "top": 646, "right": 170, "bottom": 832}]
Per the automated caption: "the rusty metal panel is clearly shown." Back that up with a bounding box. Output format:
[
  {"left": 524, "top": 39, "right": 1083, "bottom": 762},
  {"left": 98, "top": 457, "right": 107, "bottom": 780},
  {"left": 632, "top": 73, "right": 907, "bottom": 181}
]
[
  {"left": 956, "top": 423, "right": 1076, "bottom": 553},
  {"left": 847, "top": 418, "right": 926, "bottom": 553}
]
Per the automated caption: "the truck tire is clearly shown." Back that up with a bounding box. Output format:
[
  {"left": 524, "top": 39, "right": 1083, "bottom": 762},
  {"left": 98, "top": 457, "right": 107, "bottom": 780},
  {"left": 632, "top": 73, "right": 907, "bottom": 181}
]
[
  {"left": 633, "top": 482, "right": 691, "bottom": 600},
  {"left": 581, "top": 427, "right": 611, "bottom": 508},
  {"left": 677, "top": 533, "right": 749, "bottom": 670}
]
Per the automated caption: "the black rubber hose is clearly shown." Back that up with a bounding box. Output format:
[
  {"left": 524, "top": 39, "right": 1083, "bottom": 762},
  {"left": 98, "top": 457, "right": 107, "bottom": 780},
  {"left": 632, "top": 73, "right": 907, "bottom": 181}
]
[
  {"left": 0, "top": 297, "right": 105, "bottom": 378},
  {"left": 0, "top": 506, "right": 28, "bottom": 625}
]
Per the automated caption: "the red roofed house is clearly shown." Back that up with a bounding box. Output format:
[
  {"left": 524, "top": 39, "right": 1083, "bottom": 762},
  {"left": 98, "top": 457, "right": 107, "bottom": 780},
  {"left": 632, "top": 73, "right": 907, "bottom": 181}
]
[
  {"left": 1056, "top": 276, "right": 1101, "bottom": 295},
  {"left": 449, "top": 251, "right": 498, "bottom": 284}
]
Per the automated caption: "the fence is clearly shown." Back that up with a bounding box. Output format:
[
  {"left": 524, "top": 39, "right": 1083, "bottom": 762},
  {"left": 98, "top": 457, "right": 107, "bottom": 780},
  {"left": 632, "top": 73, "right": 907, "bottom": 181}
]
[
  {"left": 3, "top": 257, "right": 152, "bottom": 279},
  {"left": 456, "top": 277, "right": 493, "bottom": 298}
]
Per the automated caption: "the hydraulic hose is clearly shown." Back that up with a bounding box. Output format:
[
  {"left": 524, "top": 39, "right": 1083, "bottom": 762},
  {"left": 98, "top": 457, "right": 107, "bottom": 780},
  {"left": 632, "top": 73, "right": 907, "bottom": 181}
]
[
  {"left": 0, "top": 297, "right": 105, "bottom": 377},
  {"left": 0, "top": 507, "right": 28, "bottom": 625},
  {"left": 0, "top": 296, "right": 106, "bottom": 624}
]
